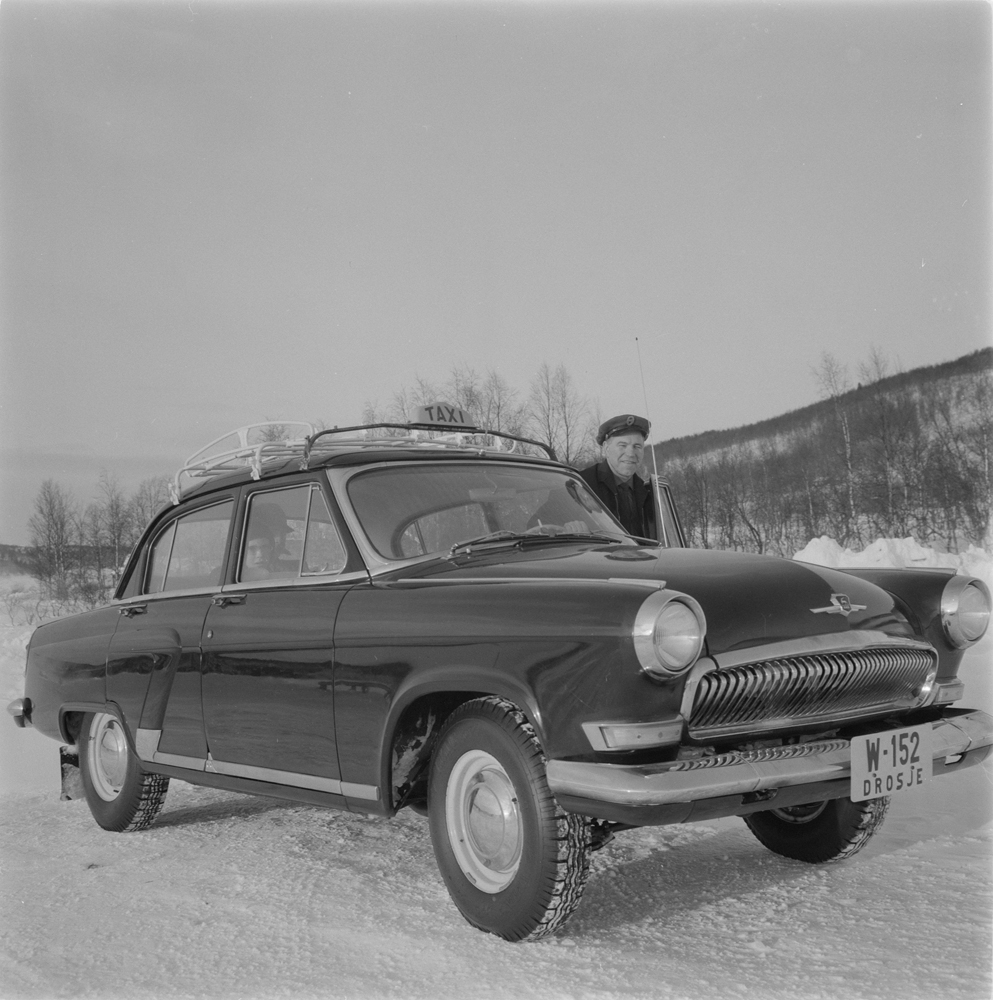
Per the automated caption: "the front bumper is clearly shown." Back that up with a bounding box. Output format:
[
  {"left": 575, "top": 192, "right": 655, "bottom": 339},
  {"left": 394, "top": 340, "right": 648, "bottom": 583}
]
[{"left": 546, "top": 709, "right": 993, "bottom": 826}]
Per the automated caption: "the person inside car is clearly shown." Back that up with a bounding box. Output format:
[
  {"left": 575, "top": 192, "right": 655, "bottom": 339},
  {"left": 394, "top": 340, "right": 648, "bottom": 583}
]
[
  {"left": 241, "top": 529, "right": 276, "bottom": 580},
  {"left": 240, "top": 501, "right": 297, "bottom": 580}
]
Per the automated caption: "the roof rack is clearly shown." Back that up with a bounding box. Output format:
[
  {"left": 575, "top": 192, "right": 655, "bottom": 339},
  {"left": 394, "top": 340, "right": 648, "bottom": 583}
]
[
  {"left": 302, "top": 422, "right": 556, "bottom": 467},
  {"left": 172, "top": 422, "right": 316, "bottom": 502},
  {"left": 171, "top": 409, "right": 557, "bottom": 502}
]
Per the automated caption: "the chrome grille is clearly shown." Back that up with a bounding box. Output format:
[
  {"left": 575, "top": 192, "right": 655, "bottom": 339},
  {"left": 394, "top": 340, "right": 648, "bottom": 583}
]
[{"left": 689, "top": 646, "right": 937, "bottom": 739}]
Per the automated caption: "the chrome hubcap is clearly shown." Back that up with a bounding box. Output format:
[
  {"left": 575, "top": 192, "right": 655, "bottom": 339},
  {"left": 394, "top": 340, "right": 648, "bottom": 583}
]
[
  {"left": 771, "top": 801, "right": 829, "bottom": 824},
  {"left": 87, "top": 714, "right": 128, "bottom": 801},
  {"left": 446, "top": 750, "right": 523, "bottom": 893}
]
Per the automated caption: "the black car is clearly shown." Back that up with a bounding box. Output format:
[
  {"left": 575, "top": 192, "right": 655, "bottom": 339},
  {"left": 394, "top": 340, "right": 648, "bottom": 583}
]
[{"left": 9, "top": 409, "right": 992, "bottom": 942}]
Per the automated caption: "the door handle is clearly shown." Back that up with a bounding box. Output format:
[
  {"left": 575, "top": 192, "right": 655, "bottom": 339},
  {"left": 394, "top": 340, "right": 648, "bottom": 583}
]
[
  {"left": 211, "top": 593, "right": 247, "bottom": 608},
  {"left": 119, "top": 604, "right": 147, "bottom": 618}
]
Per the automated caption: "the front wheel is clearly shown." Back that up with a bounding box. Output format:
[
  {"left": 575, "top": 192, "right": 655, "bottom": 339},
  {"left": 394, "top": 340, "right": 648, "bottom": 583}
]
[
  {"left": 428, "top": 697, "right": 592, "bottom": 942},
  {"left": 79, "top": 712, "right": 170, "bottom": 832},
  {"left": 743, "top": 796, "right": 889, "bottom": 863}
]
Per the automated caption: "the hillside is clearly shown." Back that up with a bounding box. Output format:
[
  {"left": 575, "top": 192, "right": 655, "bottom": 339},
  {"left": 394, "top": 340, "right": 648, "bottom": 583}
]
[
  {"left": 652, "top": 348, "right": 992, "bottom": 557},
  {"left": 655, "top": 348, "right": 992, "bottom": 463}
]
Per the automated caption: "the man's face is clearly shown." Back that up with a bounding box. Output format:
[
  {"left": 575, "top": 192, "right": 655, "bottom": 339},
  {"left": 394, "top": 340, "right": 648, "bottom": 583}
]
[{"left": 603, "top": 432, "right": 646, "bottom": 482}]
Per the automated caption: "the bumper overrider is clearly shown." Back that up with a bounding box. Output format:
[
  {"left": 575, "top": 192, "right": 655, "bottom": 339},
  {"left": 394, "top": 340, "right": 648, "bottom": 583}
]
[{"left": 546, "top": 709, "right": 993, "bottom": 826}]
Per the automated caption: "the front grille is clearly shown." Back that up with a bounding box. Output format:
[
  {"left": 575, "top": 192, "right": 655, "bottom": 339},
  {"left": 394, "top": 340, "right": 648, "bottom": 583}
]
[{"left": 688, "top": 646, "right": 937, "bottom": 739}]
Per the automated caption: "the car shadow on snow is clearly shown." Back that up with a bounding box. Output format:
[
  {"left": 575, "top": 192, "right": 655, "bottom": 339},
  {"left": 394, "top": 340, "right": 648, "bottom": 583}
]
[
  {"left": 567, "top": 819, "right": 858, "bottom": 937},
  {"left": 567, "top": 782, "right": 991, "bottom": 940},
  {"left": 151, "top": 785, "right": 295, "bottom": 829}
]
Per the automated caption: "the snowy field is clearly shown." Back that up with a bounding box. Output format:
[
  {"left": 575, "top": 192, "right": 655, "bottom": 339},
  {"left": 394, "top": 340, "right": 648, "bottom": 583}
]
[{"left": 1, "top": 541, "right": 991, "bottom": 1000}]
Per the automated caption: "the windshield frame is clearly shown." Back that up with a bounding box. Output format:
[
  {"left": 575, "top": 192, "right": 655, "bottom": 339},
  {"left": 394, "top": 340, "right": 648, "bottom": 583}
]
[{"left": 327, "top": 460, "right": 638, "bottom": 572}]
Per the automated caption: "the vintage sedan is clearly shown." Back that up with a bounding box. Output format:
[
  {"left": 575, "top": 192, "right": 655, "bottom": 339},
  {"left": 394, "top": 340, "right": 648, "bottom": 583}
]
[{"left": 8, "top": 410, "right": 993, "bottom": 942}]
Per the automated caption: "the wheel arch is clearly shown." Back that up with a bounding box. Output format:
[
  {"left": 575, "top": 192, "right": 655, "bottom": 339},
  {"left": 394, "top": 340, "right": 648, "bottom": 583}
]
[
  {"left": 59, "top": 701, "right": 129, "bottom": 748},
  {"left": 384, "top": 672, "right": 544, "bottom": 814}
]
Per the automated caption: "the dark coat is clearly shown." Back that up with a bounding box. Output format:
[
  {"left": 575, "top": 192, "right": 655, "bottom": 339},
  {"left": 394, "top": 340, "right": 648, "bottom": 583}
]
[{"left": 579, "top": 461, "right": 657, "bottom": 540}]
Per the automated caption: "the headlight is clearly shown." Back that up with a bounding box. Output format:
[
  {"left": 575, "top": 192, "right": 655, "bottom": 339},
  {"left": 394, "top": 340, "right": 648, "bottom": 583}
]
[
  {"left": 941, "top": 576, "right": 991, "bottom": 648},
  {"left": 633, "top": 590, "right": 706, "bottom": 679}
]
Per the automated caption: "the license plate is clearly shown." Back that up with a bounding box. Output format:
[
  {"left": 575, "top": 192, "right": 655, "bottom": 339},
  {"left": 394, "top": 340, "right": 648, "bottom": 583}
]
[{"left": 850, "top": 724, "right": 933, "bottom": 801}]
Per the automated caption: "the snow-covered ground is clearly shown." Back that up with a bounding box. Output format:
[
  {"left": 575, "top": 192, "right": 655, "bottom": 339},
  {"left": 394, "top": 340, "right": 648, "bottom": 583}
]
[{"left": 1, "top": 541, "right": 991, "bottom": 1000}]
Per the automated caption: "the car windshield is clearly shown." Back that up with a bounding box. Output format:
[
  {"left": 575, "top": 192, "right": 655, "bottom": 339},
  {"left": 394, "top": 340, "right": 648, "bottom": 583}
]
[{"left": 345, "top": 463, "right": 632, "bottom": 560}]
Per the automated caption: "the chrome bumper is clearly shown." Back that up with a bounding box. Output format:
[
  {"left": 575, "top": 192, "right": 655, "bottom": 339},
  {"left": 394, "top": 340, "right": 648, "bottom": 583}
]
[
  {"left": 546, "top": 710, "right": 993, "bottom": 808},
  {"left": 7, "top": 698, "right": 31, "bottom": 729}
]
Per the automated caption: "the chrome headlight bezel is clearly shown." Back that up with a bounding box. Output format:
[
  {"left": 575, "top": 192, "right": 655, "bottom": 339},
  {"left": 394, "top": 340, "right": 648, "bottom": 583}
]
[
  {"left": 941, "top": 576, "right": 991, "bottom": 648},
  {"left": 633, "top": 590, "right": 706, "bottom": 679}
]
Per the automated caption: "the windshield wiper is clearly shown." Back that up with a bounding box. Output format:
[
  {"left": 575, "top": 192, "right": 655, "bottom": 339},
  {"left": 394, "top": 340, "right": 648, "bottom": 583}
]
[{"left": 448, "top": 529, "right": 622, "bottom": 557}]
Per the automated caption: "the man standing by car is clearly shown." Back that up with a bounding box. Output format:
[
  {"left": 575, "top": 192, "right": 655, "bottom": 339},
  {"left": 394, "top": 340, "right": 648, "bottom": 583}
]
[{"left": 580, "top": 414, "right": 657, "bottom": 540}]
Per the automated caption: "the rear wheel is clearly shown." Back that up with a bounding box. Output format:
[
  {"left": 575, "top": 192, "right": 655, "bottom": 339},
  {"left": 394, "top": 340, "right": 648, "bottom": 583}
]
[
  {"left": 79, "top": 712, "right": 169, "bottom": 832},
  {"left": 743, "top": 796, "right": 889, "bottom": 863},
  {"left": 428, "top": 697, "right": 592, "bottom": 942}
]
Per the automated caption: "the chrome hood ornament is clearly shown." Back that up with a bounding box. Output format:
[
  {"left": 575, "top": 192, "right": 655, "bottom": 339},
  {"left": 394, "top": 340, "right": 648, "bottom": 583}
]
[{"left": 811, "top": 593, "right": 868, "bottom": 617}]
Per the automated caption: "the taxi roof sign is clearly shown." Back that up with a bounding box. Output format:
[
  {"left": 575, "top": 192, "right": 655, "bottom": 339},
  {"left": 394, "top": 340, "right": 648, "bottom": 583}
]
[{"left": 414, "top": 403, "right": 476, "bottom": 430}]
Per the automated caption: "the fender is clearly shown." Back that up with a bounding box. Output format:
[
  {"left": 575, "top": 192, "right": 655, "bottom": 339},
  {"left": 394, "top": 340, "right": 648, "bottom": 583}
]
[
  {"left": 377, "top": 663, "right": 544, "bottom": 814},
  {"left": 57, "top": 701, "right": 129, "bottom": 749}
]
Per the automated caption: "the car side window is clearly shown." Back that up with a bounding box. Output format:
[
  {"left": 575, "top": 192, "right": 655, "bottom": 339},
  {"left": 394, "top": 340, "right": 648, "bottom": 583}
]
[
  {"left": 240, "top": 484, "right": 346, "bottom": 583},
  {"left": 302, "top": 489, "right": 347, "bottom": 576},
  {"left": 145, "top": 500, "right": 234, "bottom": 594}
]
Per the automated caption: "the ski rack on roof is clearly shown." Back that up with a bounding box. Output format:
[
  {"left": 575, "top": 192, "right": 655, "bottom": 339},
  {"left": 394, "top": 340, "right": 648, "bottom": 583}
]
[
  {"left": 301, "top": 421, "right": 557, "bottom": 468},
  {"left": 171, "top": 409, "right": 557, "bottom": 503},
  {"left": 171, "top": 421, "right": 317, "bottom": 503}
]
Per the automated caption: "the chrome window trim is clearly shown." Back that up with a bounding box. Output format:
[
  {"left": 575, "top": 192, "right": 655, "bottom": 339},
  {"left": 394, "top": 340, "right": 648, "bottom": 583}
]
[
  {"left": 114, "top": 571, "right": 370, "bottom": 606},
  {"left": 216, "top": 570, "right": 370, "bottom": 593},
  {"left": 353, "top": 575, "right": 664, "bottom": 588},
  {"left": 114, "top": 585, "right": 222, "bottom": 605}
]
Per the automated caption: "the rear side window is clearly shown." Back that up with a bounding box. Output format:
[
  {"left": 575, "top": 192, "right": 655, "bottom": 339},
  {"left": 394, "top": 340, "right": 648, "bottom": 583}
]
[
  {"left": 239, "top": 484, "right": 346, "bottom": 583},
  {"left": 145, "top": 500, "right": 234, "bottom": 594}
]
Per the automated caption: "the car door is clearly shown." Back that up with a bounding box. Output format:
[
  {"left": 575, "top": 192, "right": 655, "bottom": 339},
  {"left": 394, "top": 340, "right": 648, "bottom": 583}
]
[
  {"left": 200, "top": 480, "right": 364, "bottom": 796},
  {"left": 109, "top": 497, "right": 235, "bottom": 767}
]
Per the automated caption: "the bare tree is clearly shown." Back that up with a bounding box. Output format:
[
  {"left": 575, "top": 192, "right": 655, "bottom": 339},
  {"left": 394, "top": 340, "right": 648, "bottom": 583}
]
[
  {"left": 28, "top": 480, "right": 77, "bottom": 600},
  {"left": 526, "top": 362, "right": 594, "bottom": 466},
  {"left": 129, "top": 476, "right": 171, "bottom": 539},
  {"left": 477, "top": 369, "right": 527, "bottom": 434},
  {"left": 97, "top": 470, "right": 134, "bottom": 581},
  {"left": 814, "top": 352, "right": 859, "bottom": 545},
  {"left": 257, "top": 421, "right": 289, "bottom": 443}
]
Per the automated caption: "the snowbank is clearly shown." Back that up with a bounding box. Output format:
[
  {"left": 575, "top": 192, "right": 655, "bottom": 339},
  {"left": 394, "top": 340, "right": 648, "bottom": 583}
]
[{"left": 794, "top": 536, "right": 993, "bottom": 591}]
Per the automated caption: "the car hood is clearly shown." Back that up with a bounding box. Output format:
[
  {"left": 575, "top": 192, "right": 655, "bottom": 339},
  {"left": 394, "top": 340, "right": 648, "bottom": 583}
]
[{"left": 391, "top": 542, "right": 914, "bottom": 657}]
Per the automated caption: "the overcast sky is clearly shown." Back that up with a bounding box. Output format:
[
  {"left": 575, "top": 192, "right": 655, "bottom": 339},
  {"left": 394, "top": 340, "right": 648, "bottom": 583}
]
[{"left": 1, "top": 0, "right": 990, "bottom": 545}]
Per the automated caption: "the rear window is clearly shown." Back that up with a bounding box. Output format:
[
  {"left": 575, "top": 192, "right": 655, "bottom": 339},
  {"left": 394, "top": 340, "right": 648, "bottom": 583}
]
[{"left": 145, "top": 500, "right": 234, "bottom": 594}]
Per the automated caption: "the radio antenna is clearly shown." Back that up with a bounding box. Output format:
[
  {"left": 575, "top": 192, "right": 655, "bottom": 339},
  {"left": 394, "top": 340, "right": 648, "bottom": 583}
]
[{"left": 636, "top": 337, "right": 665, "bottom": 546}]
